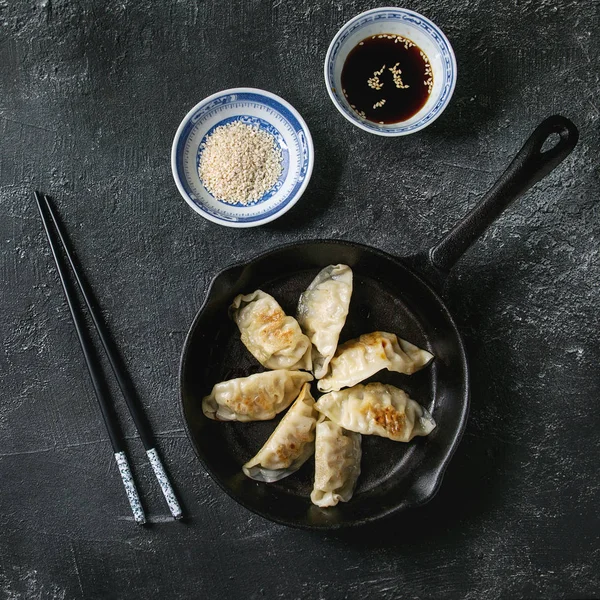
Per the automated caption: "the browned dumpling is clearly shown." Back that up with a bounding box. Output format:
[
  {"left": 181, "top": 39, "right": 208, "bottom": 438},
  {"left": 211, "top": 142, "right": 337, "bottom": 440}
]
[
  {"left": 311, "top": 415, "right": 362, "bottom": 508},
  {"left": 231, "top": 290, "right": 312, "bottom": 371},
  {"left": 316, "top": 382, "right": 435, "bottom": 442},
  {"left": 202, "top": 370, "right": 313, "bottom": 422},
  {"left": 318, "top": 331, "right": 434, "bottom": 392},
  {"left": 243, "top": 383, "right": 317, "bottom": 482},
  {"left": 297, "top": 264, "right": 353, "bottom": 379}
]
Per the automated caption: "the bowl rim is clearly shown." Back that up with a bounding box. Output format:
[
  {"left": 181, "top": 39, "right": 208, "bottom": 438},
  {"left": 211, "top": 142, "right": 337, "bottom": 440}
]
[
  {"left": 170, "top": 87, "right": 315, "bottom": 228},
  {"left": 323, "top": 7, "right": 457, "bottom": 137}
]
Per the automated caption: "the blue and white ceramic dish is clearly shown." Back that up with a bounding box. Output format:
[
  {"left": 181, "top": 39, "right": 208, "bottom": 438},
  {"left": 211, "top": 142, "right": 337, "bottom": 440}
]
[
  {"left": 171, "top": 88, "right": 314, "bottom": 227},
  {"left": 324, "top": 7, "right": 457, "bottom": 136}
]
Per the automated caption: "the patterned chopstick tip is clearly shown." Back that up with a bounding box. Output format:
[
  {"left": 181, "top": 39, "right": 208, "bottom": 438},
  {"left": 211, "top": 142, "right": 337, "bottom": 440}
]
[
  {"left": 147, "top": 448, "right": 183, "bottom": 519},
  {"left": 115, "top": 452, "right": 146, "bottom": 525}
]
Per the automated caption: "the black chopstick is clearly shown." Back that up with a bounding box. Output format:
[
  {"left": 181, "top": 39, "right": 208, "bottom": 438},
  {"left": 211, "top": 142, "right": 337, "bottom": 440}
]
[
  {"left": 34, "top": 191, "right": 182, "bottom": 522},
  {"left": 40, "top": 193, "right": 182, "bottom": 519},
  {"left": 33, "top": 191, "right": 145, "bottom": 524}
]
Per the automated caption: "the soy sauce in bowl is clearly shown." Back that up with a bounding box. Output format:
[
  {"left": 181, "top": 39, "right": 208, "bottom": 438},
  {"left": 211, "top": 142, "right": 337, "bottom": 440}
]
[{"left": 341, "top": 34, "right": 433, "bottom": 124}]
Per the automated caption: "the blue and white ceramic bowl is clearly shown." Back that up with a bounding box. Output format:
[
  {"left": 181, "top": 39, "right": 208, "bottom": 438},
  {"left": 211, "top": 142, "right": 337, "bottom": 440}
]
[
  {"left": 171, "top": 88, "right": 314, "bottom": 227},
  {"left": 324, "top": 7, "right": 457, "bottom": 136}
]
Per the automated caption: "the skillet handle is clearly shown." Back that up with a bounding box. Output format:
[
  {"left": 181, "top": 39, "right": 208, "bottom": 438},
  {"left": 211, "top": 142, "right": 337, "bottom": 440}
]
[{"left": 428, "top": 115, "right": 579, "bottom": 273}]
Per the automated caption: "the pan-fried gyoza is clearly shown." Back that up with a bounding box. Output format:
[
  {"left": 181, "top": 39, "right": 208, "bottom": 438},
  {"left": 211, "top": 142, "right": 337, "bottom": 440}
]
[
  {"left": 297, "top": 265, "right": 352, "bottom": 379},
  {"left": 297, "top": 264, "right": 353, "bottom": 380},
  {"left": 243, "top": 383, "right": 317, "bottom": 482},
  {"left": 231, "top": 290, "right": 312, "bottom": 371},
  {"left": 202, "top": 370, "right": 313, "bottom": 422},
  {"left": 311, "top": 415, "right": 362, "bottom": 508},
  {"left": 316, "top": 382, "right": 436, "bottom": 442},
  {"left": 317, "top": 331, "right": 433, "bottom": 392}
]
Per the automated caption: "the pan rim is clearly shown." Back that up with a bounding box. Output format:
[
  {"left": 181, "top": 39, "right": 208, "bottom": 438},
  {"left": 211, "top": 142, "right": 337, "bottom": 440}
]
[{"left": 179, "top": 239, "right": 470, "bottom": 530}]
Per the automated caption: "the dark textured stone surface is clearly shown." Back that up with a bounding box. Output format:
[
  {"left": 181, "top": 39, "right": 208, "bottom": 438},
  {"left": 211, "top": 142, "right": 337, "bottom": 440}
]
[{"left": 1, "top": 0, "right": 598, "bottom": 598}]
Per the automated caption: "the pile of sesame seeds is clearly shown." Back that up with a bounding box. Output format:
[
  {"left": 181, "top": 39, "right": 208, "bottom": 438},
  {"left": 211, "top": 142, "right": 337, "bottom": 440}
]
[{"left": 198, "top": 120, "right": 283, "bottom": 205}]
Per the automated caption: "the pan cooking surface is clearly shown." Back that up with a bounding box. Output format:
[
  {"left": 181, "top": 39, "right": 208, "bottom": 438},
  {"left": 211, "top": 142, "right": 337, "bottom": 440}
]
[{"left": 181, "top": 241, "right": 468, "bottom": 528}]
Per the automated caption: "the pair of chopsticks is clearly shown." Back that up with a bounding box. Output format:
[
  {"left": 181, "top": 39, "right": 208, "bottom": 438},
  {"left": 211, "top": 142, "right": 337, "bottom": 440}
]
[{"left": 34, "top": 191, "right": 182, "bottom": 524}]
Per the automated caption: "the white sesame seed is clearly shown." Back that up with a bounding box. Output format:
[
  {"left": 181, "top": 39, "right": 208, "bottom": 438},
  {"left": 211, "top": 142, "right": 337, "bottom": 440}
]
[{"left": 198, "top": 120, "right": 282, "bottom": 205}]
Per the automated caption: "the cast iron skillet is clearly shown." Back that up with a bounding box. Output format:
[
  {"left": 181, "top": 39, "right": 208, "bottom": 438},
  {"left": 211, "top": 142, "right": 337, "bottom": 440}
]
[{"left": 180, "top": 116, "right": 578, "bottom": 529}]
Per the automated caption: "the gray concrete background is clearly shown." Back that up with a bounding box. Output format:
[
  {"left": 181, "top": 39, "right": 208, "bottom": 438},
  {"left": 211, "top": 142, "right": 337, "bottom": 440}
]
[{"left": 1, "top": 0, "right": 598, "bottom": 598}]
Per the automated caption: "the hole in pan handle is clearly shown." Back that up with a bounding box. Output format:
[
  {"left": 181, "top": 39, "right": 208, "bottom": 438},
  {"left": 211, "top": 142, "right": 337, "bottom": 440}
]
[{"left": 428, "top": 115, "right": 579, "bottom": 274}]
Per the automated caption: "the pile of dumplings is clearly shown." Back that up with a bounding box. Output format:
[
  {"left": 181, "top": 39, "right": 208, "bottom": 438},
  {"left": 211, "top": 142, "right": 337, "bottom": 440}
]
[{"left": 202, "top": 264, "right": 436, "bottom": 508}]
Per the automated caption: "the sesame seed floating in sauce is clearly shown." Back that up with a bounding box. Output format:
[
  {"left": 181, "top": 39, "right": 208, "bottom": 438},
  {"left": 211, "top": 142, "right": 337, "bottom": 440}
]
[
  {"left": 367, "top": 64, "right": 386, "bottom": 90},
  {"left": 389, "top": 63, "right": 409, "bottom": 90}
]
